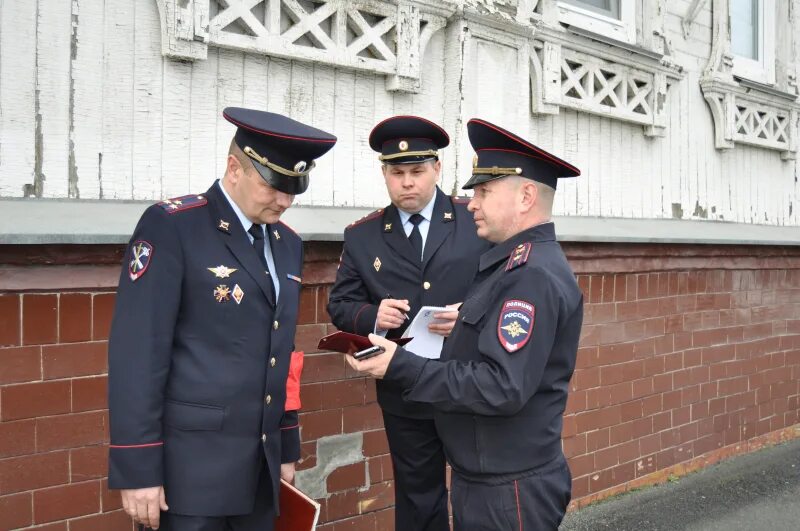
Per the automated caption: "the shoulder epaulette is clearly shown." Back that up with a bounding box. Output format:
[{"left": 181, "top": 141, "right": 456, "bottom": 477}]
[
  {"left": 277, "top": 220, "right": 299, "bottom": 238},
  {"left": 157, "top": 194, "right": 207, "bottom": 214},
  {"left": 506, "top": 242, "right": 532, "bottom": 271},
  {"left": 347, "top": 208, "right": 384, "bottom": 229},
  {"left": 453, "top": 196, "right": 471, "bottom": 204}
]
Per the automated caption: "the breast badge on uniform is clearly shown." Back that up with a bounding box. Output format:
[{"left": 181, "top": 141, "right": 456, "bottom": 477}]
[
  {"left": 231, "top": 284, "right": 244, "bottom": 305},
  {"left": 208, "top": 265, "right": 237, "bottom": 279},
  {"left": 128, "top": 240, "right": 153, "bottom": 282},
  {"left": 497, "top": 299, "right": 535, "bottom": 352},
  {"left": 374, "top": 257, "right": 382, "bottom": 272},
  {"left": 214, "top": 285, "right": 231, "bottom": 303}
]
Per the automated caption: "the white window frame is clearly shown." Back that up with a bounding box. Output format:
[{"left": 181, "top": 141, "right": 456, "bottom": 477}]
[
  {"left": 730, "top": 0, "right": 775, "bottom": 85},
  {"left": 557, "top": 0, "right": 636, "bottom": 45}
]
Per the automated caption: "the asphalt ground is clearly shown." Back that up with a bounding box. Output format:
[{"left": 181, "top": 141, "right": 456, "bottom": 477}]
[{"left": 560, "top": 437, "right": 800, "bottom": 531}]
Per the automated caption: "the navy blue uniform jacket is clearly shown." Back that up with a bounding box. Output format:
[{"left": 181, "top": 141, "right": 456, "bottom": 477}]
[
  {"left": 385, "top": 223, "right": 583, "bottom": 477},
  {"left": 107, "top": 182, "right": 301, "bottom": 516},
  {"left": 327, "top": 188, "right": 491, "bottom": 418}
]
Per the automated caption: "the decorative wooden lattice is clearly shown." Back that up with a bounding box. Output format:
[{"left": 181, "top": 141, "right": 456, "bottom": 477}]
[
  {"left": 733, "top": 104, "right": 792, "bottom": 149},
  {"left": 157, "top": 0, "right": 448, "bottom": 92},
  {"left": 560, "top": 52, "right": 656, "bottom": 124},
  {"left": 531, "top": 38, "right": 680, "bottom": 137}
]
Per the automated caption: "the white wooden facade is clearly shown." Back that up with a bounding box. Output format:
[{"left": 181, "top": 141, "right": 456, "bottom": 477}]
[{"left": 1, "top": 0, "right": 799, "bottom": 229}]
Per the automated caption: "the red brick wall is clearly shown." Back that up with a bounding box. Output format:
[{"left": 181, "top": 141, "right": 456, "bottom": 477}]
[{"left": 1, "top": 242, "right": 799, "bottom": 530}]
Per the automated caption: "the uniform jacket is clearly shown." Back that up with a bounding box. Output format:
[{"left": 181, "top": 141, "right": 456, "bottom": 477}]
[
  {"left": 327, "top": 187, "right": 491, "bottom": 418},
  {"left": 385, "top": 222, "right": 584, "bottom": 478},
  {"left": 107, "top": 181, "right": 302, "bottom": 516}
]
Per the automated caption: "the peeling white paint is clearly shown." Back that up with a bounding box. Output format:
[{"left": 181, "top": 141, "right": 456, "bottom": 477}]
[{"left": 0, "top": 0, "right": 797, "bottom": 228}]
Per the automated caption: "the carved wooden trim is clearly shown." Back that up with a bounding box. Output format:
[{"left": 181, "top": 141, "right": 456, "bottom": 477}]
[
  {"left": 530, "top": 0, "right": 682, "bottom": 137},
  {"left": 700, "top": 0, "right": 800, "bottom": 159},
  {"left": 155, "top": 0, "right": 453, "bottom": 94}
]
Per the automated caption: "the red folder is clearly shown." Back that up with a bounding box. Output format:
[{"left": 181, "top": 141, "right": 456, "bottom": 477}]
[
  {"left": 317, "top": 330, "right": 412, "bottom": 353},
  {"left": 275, "top": 479, "right": 320, "bottom": 531}
]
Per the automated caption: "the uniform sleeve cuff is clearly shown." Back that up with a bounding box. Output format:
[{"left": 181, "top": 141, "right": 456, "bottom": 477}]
[
  {"left": 352, "top": 304, "right": 378, "bottom": 336},
  {"left": 385, "top": 347, "right": 427, "bottom": 390},
  {"left": 107, "top": 444, "right": 163, "bottom": 489},
  {"left": 281, "top": 425, "right": 301, "bottom": 463}
]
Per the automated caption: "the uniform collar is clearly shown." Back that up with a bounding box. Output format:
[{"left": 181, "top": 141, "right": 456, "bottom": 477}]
[
  {"left": 217, "top": 179, "right": 263, "bottom": 235},
  {"left": 478, "top": 221, "right": 556, "bottom": 271},
  {"left": 397, "top": 190, "right": 437, "bottom": 226}
]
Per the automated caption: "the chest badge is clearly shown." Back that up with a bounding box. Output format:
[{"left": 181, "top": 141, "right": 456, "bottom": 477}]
[
  {"left": 443, "top": 211, "right": 453, "bottom": 221},
  {"left": 497, "top": 299, "right": 535, "bottom": 353},
  {"left": 384, "top": 223, "right": 392, "bottom": 232},
  {"left": 273, "top": 229, "right": 281, "bottom": 240},
  {"left": 207, "top": 265, "right": 237, "bottom": 279},
  {"left": 231, "top": 284, "right": 244, "bottom": 305},
  {"left": 373, "top": 257, "right": 382, "bottom": 272},
  {"left": 218, "top": 219, "right": 231, "bottom": 232},
  {"left": 214, "top": 284, "right": 231, "bottom": 303}
]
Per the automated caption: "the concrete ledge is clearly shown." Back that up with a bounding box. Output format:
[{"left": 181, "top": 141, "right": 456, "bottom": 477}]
[{"left": 1, "top": 199, "right": 800, "bottom": 246}]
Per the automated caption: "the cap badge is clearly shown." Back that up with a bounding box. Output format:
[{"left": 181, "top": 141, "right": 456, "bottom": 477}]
[
  {"left": 207, "top": 265, "right": 237, "bottom": 279},
  {"left": 374, "top": 257, "right": 382, "bottom": 272},
  {"left": 294, "top": 161, "right": 307, "bottom": 173},
  {"left": 472, "top": 154, "right": 478, "bottom": 168},
  {"left": 214, "top": 285, "right": 231, "bottom": 303},
  {"left": 398, "top": 140, "right": 409, "bottom": 152}
]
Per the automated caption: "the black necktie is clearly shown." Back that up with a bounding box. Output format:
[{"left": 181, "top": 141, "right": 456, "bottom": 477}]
[
  {"left": 248, "top": 223, "right": 276, "bottom": 300},
  {"left": 408, "top": 213, "right": 424, "bottom": 261}
]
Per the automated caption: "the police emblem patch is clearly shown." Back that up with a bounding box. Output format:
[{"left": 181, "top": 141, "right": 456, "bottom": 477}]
[
  {"left": 497, "top": 299, "right": 535, "bottom": 353},
  {"left": 128, "top": 240, "right": 153, "bottom": 282}
]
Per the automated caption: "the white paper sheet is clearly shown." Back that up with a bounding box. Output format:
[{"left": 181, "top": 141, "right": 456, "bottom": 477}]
[{"left": 401, "top": 306, "right": 449, "bottom": 359}]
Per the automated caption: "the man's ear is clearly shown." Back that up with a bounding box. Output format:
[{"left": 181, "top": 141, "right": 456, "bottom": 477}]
[
  {"left": 520, "top": 180, "right": 538, "bottom": 212},
  {"left": 225, "top": 154, "right": 242, "bottom": 184}
]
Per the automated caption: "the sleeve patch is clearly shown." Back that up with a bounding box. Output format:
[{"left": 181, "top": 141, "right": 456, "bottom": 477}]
[
  {"left": 128, "top": 240, "right": 154, "bottom": 282},
  {"left": 497, "top": 299, "right": 534, "bottom": 353}
]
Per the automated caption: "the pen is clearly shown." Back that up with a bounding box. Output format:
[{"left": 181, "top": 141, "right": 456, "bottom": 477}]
[{"left": 386, "top": 292, "right": 410, "bottom": 320}]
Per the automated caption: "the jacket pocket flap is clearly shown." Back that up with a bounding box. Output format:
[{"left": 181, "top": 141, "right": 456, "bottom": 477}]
[
  {"left": 460, "top": 301, "right": 488, "bottom": 325},
  {"left": 164, "top": 400, "right": 224, "bottom": 431}
]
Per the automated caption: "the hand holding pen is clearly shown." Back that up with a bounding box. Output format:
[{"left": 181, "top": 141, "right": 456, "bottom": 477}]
[{"left": 376, "top": 294, "right": 410, "bottom": 330}]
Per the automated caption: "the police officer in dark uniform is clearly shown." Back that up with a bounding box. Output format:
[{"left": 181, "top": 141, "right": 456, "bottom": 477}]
[
  {"left": 107, "top": 108, "right": 336, "bottom": 531},
  {"left": 327, "top": 116, "right": 490, "bottom": 530},
  {"left": 348, "top": 118, "right": 584, "bottom": 530}
]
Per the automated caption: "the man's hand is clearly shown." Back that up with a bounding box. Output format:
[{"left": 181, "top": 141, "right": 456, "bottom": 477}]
[
  {"left": 428, "top": 303, "right": 461, "bottom": 337},
  {"left": 121, "top": 486, "right": 168, "bottom": 530},
  {"left": 376, "top": 298, "right": 410, "bottom": 331},
  {"left": 346, "top": 334, "right": 397, "bottom": 379},
  {"left": 281, "top": 462, "right": 296, "bottom": 483}
]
